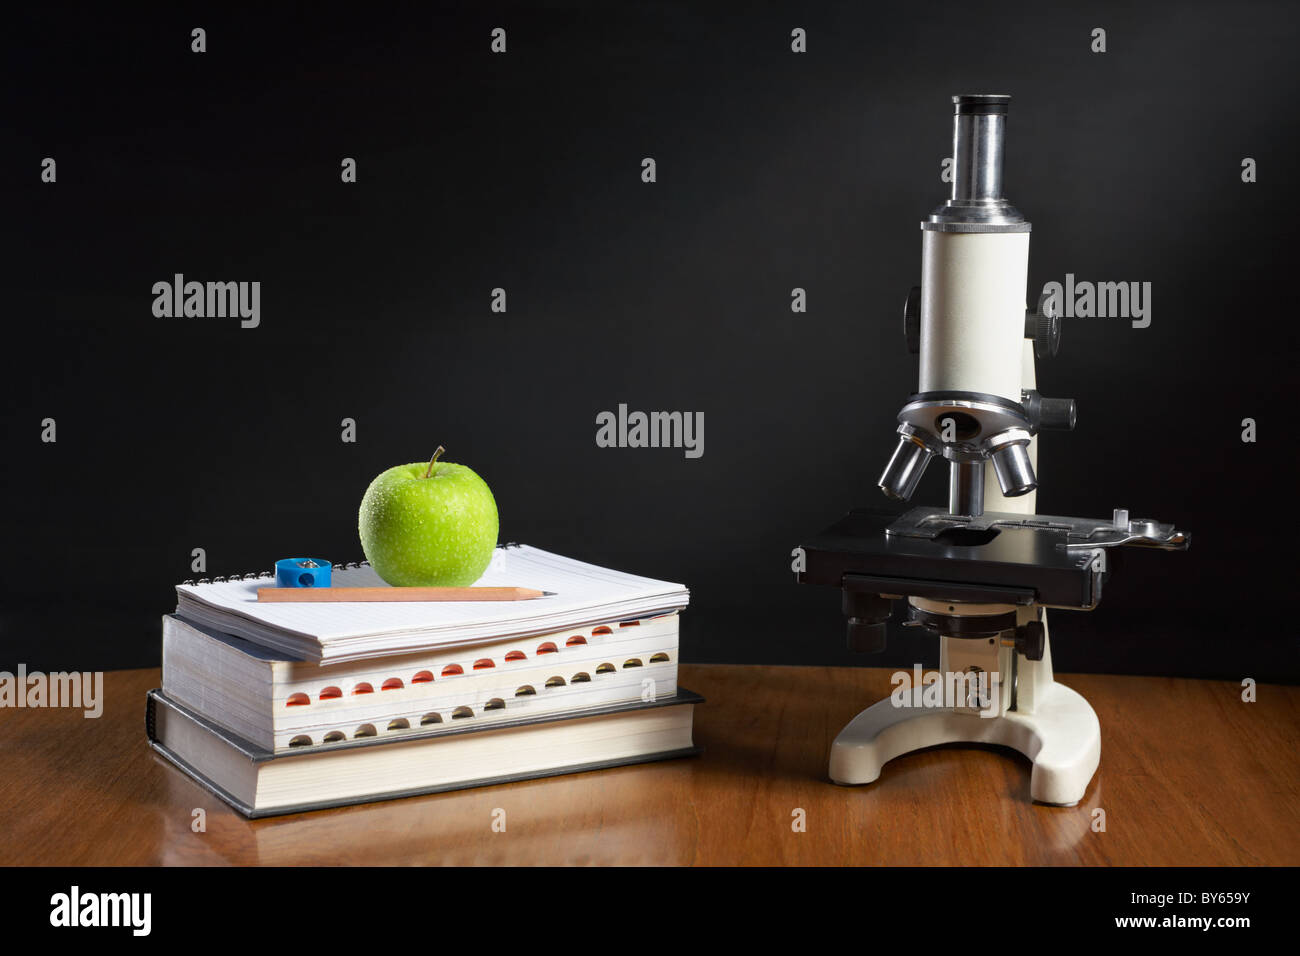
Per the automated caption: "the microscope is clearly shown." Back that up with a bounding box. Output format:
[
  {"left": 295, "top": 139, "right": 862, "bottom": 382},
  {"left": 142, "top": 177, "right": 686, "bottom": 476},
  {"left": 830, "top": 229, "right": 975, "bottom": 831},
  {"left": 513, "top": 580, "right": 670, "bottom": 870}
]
[{"left": 797, "top": 94, "right": 1188, "bottom": 805}]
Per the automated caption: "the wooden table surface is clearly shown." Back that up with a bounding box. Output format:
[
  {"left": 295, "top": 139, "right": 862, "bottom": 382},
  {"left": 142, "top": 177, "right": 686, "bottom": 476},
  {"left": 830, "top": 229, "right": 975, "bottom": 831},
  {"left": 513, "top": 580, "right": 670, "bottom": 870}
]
[{"left": 1, "top": 664, "right": 1296, "bottom": 866}]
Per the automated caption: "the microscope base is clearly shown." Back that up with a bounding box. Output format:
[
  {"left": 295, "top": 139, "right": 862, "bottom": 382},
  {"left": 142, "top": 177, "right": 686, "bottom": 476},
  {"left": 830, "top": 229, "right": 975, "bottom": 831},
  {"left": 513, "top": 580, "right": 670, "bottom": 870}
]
[{"left": 829, "top": 679, "right": 1100, "bottom": 805}]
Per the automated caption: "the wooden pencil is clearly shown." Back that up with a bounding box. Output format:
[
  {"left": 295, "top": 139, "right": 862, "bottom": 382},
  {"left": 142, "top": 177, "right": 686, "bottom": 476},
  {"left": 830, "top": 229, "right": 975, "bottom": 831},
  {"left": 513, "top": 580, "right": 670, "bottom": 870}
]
[{"left": 257, "top": 586, "right": 550, "bottom": 603}]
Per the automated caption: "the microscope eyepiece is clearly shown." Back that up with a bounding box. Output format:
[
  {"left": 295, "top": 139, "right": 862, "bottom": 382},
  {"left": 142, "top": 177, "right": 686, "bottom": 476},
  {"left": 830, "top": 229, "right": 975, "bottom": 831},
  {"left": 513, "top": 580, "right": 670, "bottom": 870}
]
[
  {"left": 927, "top": 92, "right": 1026, "bottom": 230},
  {"left": 952, "top": 94, "right": 1010, "bottom": 115},
  {"left": 952, "top": 104, "right": 1006, "bottom": 203}
]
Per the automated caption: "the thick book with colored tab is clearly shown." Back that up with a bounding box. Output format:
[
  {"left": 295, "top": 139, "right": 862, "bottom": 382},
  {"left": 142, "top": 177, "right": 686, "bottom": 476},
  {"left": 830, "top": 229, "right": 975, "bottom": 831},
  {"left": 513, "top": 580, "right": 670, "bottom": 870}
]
[
  {"left": 174, "top": 544, "right": 690, "bottom": 663},
  {"left": 145, "top": 687, "right": 702, "bottom": 818},
  {"left": 162, "top": 612, "right": 681, "bottom": 752}
]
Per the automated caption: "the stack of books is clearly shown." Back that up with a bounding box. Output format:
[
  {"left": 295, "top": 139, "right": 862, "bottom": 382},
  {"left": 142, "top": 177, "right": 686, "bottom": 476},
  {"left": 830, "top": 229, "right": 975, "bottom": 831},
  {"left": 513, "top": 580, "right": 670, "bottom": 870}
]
[{"left": 146, "top": 544, "right": 699, "bottom": 817}]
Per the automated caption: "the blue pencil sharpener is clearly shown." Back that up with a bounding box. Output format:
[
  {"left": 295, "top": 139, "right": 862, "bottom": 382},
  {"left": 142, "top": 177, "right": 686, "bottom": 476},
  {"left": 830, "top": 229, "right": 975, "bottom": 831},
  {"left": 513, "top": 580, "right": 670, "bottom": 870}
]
[{"left": 275, "top": 558, "right": 333, "bottom": 588}]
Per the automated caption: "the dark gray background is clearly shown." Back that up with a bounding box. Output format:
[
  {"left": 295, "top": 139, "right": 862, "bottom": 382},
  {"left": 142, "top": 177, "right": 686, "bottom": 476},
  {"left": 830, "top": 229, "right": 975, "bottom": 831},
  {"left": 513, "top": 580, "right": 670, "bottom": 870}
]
[{"left": 4, "top": 1, "right": 1296, "bottom": 680}]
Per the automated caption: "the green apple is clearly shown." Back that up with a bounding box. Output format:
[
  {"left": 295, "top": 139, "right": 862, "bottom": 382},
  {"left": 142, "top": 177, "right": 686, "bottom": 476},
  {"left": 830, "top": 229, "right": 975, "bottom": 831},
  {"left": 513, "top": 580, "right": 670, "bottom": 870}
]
[{"left": 358, "top": 447, "right": 499, "bottom": 587}]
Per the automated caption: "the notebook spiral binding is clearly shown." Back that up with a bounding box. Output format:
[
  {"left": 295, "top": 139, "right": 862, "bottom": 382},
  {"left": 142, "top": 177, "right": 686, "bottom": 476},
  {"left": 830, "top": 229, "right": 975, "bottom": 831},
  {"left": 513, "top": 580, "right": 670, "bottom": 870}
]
[
  {"left": 144, "top": 693, "right": 157, "bottom": 742},
  {"left": 181, "top": 548, "right": 516, "bottom": 586},
  {"left": 176, "top": 546, "right": 519, "bottom": 584},
  {"left": 180, "top": 561, "right": 371, "bottom": 587}
]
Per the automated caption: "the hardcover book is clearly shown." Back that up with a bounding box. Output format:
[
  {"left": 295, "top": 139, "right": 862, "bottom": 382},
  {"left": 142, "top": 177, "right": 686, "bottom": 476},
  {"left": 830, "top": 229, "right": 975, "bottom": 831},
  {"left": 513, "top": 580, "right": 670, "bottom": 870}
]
[{"left": 146, "top": 688, "right": 702, "bottom": 818}]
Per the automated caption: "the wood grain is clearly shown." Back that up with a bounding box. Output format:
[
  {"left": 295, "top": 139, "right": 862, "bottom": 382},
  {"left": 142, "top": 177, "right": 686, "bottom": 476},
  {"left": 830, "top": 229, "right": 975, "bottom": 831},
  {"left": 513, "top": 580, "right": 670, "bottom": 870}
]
[{"left": 0, "top": 665, "right": 1295, "bottom": 865}]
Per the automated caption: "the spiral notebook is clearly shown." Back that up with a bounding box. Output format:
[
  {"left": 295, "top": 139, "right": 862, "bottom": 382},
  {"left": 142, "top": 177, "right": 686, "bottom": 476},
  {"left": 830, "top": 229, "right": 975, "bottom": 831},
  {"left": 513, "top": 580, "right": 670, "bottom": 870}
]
[{"left": 174, "top": 544, "right": 690, "bottom": 664}]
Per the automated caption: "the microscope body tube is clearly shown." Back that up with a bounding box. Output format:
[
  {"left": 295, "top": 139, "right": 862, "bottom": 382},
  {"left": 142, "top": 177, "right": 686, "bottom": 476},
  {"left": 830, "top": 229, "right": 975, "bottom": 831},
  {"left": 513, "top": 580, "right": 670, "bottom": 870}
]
[
  {"left": 880, "top": 94, "right": 1039, "bottom": 503},
  {"left": 918, "top": 230, "right": 1030, "bottom": 401}
]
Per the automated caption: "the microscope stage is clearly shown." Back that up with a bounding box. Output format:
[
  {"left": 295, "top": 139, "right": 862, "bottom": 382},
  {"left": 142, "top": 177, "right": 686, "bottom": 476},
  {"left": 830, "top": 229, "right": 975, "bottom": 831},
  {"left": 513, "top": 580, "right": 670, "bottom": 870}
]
[{"left": 798, "top": 508, "right": 1105, "bottom": 609}]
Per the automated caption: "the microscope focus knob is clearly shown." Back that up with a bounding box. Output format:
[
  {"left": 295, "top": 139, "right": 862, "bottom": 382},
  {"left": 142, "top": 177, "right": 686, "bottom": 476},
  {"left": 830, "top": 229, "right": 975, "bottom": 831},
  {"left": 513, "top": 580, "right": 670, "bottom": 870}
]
[
  {"left": 843, "top": 589, "right": 892, "bottom": 653},
  {"left": 846, "top": 619, "right": 888, "bottom": 654},
  {"left": 1015, "top": 619, "right": 1046, "bottom": 661},
  {"left": 1021, "top": 389, "right": 1077, "bottom": 432},
  {"left": 904, "top": 285, "right": 922, "bottom": 354},
  {"left": 1038, "top": 396, "right": 1076, "bottom": 431},
  {"left": 1025, "top": 292, "right": 1062, "bottom": 359}
]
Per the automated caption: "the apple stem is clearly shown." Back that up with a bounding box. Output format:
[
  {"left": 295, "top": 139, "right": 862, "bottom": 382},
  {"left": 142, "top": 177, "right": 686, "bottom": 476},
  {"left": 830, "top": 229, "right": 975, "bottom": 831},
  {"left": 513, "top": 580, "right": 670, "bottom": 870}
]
[{"left": 424, "top": 446, "right": 445, "bottom": 479}]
